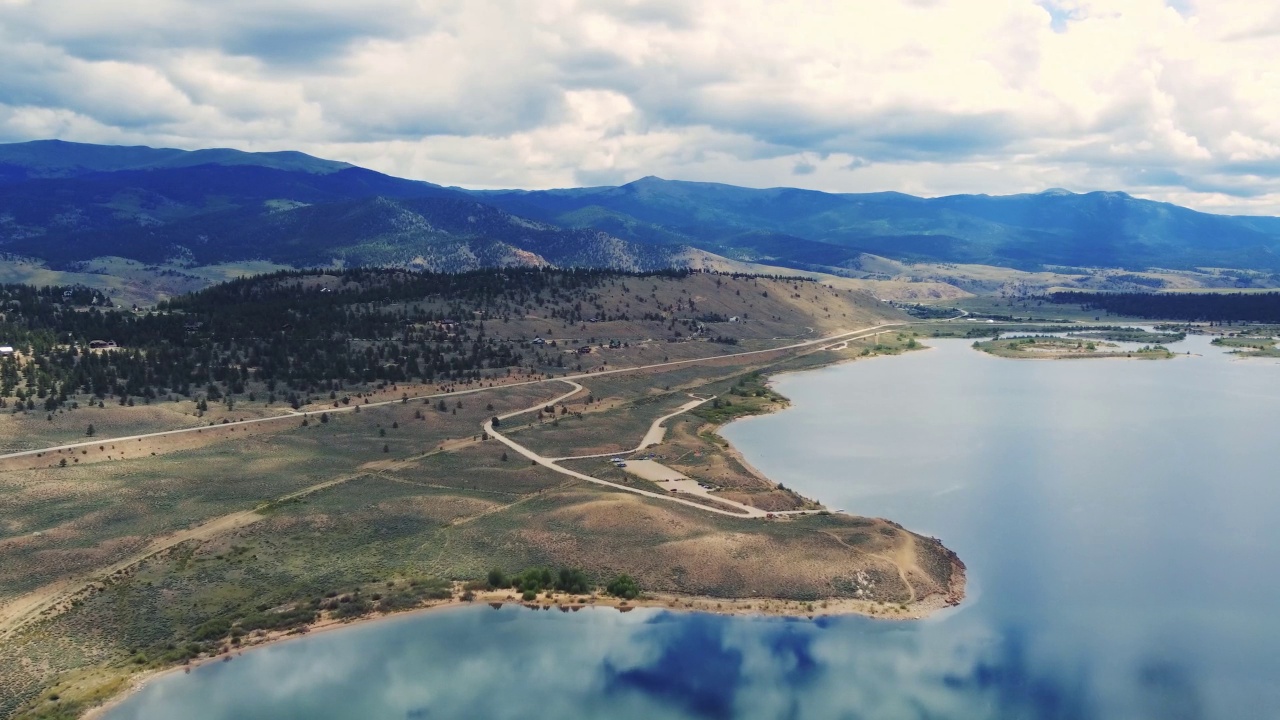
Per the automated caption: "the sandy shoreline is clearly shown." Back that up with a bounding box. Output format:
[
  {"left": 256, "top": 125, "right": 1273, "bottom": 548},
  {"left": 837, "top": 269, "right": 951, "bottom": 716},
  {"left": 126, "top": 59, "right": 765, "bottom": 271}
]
[{"left": 85, "top": 575, "right": 964, "bottom": 719}]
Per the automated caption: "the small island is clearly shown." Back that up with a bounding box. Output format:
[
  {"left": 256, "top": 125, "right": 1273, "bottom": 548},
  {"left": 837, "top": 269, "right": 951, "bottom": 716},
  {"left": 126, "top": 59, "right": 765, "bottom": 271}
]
[
  {"left": 973, "top": 336, "right": 1176, "bottom": 359},
  {"left": 1210, "top": 335, "right": 1280, "bottom": 358}
]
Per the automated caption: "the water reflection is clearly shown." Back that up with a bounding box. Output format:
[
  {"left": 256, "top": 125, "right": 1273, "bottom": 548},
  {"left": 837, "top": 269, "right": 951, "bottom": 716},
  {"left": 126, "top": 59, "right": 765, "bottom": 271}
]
[{"left": 109, "top": 335, "right": 1280, "bottom": 719}]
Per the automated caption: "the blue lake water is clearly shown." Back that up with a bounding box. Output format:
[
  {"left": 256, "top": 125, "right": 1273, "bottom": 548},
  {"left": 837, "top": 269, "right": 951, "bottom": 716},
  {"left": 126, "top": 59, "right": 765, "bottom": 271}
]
[{"left": 106, "top": 334, "right": 1280, "bottom": 720}]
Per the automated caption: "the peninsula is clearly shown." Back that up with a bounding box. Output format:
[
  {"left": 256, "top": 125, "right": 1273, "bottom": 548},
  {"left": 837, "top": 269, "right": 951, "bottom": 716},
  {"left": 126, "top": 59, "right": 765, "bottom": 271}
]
[{"left": 0, "top": 269, "right": 964, "bottom": 719}]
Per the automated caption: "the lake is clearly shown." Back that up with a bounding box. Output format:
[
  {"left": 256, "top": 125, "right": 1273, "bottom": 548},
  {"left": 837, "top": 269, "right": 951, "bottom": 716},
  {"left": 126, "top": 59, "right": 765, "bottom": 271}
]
[{"left": 105, "top": 334, "right": 1280, "bottom": 720}]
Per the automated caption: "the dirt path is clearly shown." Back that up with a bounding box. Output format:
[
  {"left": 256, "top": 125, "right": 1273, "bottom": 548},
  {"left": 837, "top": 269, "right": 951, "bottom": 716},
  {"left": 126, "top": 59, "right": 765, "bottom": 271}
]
[
  {"left": 0, "top": 510, "right": 261, "bottom": 641},
  {"left": 820, "top": 529, "right": 921, "bottom": 603},
  {"left": 485, "top": 381, "right": 764, "bottom": 518},
  {"left": 824, "top": 527, "right": 926, "bottom": 599}
]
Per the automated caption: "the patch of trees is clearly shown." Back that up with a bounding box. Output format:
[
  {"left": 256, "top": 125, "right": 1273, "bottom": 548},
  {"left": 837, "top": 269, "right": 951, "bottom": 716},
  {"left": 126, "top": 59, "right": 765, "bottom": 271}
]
[
  {"left": 1046, "top": 291, "right": 1280, "bottom": 323},
  {"left": 488, "top": 566, "right": 598, "bottom": 601}
]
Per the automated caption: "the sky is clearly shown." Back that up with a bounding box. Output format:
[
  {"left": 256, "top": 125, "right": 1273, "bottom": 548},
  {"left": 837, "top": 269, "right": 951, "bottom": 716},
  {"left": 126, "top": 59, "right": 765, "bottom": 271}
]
[{"left": 1, "top": 0, "right": 1279, "bottom": 215}]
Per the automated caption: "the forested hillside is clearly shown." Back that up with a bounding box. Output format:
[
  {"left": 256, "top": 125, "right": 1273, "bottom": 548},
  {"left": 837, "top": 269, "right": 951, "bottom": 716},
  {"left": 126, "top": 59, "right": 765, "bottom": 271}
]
[{"left": 0, "top": 268, "right": 887, "bottom": 414}]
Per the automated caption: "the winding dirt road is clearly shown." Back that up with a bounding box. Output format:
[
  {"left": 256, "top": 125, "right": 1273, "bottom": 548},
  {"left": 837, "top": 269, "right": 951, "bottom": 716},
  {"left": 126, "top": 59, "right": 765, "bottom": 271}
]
[{"left": 485, "top": 384, "right": 767, "bottom": 517}]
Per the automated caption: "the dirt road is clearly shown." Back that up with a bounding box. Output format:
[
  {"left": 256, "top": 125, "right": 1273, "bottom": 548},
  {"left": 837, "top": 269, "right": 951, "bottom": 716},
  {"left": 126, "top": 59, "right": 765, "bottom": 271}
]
[{"left": 485, "top": 381, "right": 767, "bottom": 518}]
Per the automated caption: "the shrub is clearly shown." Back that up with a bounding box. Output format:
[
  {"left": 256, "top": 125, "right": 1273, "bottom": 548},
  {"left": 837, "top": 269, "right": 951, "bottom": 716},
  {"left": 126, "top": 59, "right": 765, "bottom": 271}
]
[
  {"left": 191, "top": 618, "right": 231, "bottom": 642},
  {"left": 511, "top": 567, "right": 554, "bottom": 594},
  {"left": 606, "top": 574, "right": 640, "bottom": 600},
  {"left": 555, "top": 568, "right": 590, "bottom": 594}
]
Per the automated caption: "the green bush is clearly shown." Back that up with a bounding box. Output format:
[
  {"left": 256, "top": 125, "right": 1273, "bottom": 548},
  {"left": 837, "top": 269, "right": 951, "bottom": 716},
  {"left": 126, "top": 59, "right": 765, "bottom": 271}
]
[
  {"left": 191, "top": 618, "right": 231, "bottom": 642},
  {"left": 511, "top": 567, "right": 554, "bottom": 594},
  {"left": 487, "top": 568, "right": 508, "bottom": 589},
  {"left": 555, "top": 568, "right": 590, "bottom": 594},
  {"left": 606, "top": 574, "right": 640, "bottom": 600},
  {"left": 237, "top": 604, "right": 318, "bottom": 632}
]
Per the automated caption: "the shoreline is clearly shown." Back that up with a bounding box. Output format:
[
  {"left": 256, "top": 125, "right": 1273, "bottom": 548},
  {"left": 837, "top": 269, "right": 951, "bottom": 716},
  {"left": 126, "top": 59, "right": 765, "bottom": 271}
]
[
  {"left": 86, "top": 578, "right": 964, "bottom": 719},
  {"left": 74, "top": 332, "right": 968, "bottom": 719}
]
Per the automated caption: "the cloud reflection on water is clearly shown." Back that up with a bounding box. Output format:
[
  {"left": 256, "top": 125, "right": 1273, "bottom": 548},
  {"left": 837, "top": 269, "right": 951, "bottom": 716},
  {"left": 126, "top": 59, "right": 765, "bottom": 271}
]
[{"left": 111, "top": 334, "right": 1271, "bottom": 720}]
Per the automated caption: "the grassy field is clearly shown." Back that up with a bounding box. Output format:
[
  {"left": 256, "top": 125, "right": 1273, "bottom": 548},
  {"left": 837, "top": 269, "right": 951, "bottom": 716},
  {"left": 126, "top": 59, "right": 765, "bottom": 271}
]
[{"left": 504, "top": 393, "right": 695, "bottom": 458}]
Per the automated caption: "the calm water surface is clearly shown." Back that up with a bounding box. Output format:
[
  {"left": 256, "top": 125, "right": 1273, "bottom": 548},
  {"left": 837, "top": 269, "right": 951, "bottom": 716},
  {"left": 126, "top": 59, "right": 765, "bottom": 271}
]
[{"left": 107, "top": 335, "right": 1280, "bottom": 720}]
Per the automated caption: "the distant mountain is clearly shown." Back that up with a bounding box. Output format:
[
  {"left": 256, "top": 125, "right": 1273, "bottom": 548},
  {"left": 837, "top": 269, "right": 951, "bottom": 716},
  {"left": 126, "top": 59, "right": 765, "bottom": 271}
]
[
  {"left": 0, "top": 142, "right": 710, "bottom": 272},
  {"left": 475, "top": 178, "right": 1280, "bottom": 272},
  {"left": 0, "top": 139, "right": 353, "bottom": 180},
  {"left": 3, "top": 140, "right": 1280, "bottom": 276}
]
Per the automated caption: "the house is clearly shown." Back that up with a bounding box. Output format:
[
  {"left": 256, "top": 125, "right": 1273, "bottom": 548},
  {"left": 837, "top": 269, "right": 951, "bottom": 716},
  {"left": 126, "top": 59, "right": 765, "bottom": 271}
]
[
  {"left": 0, "top": 346, "right": 13, "bottom": 356},
  {"left": 88, "top": 340, "right": 118, "bottom": 350},
  {"left": 532, "top": 337, "right": 545, "bottom": 345},
  {"left": 577, "top": 346, "right": 592, "bottom": 355}
]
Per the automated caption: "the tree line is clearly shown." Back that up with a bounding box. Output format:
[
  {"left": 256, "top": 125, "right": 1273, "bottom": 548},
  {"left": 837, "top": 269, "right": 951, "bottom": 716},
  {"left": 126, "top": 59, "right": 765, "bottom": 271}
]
[{"left": 1045, "top": 291, "right": 1280, "bottom": 323}]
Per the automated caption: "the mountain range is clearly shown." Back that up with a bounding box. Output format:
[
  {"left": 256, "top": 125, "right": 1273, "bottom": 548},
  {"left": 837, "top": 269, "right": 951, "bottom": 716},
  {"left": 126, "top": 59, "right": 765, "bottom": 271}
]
[{"left": 3, "top": 139, "right": 1279, "bottom": 275}]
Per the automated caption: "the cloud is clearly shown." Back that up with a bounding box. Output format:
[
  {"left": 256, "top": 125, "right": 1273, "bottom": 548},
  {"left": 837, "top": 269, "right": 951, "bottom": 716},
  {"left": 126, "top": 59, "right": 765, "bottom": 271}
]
[{"left": 0, "top": 0, "right": 1278, "bottom": 213}]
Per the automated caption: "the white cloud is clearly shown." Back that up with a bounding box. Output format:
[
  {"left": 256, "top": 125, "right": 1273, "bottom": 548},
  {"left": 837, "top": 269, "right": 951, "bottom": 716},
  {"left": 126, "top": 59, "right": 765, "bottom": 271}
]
[{"left": 1, "top": 0, "right": 1279, "bottom": 213}]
